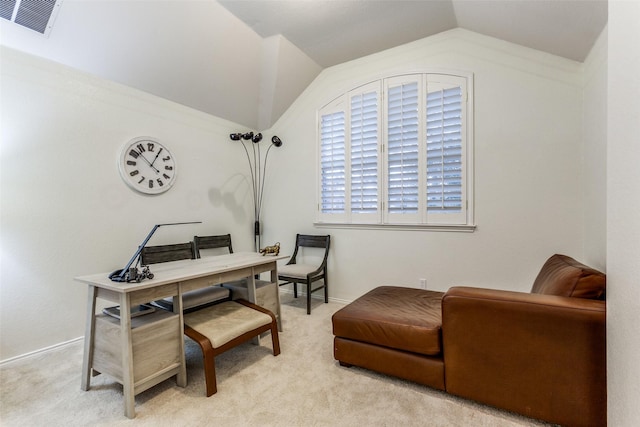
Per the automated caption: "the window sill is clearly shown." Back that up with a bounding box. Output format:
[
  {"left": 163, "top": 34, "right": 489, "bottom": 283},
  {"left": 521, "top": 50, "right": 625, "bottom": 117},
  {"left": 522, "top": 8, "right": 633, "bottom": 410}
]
[{"left": 313, "top": 222, "right": 476, "bottom": 233}]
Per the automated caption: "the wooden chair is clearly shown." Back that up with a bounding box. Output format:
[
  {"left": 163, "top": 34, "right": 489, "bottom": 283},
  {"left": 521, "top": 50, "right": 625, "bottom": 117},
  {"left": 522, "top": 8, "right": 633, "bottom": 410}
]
[
  {"left": 193, "top": 234, "right": 233, "bottom": 258},
  {"left": 278, "top": 234, "right": 330, "bottom": 314},
  {"left": 142, "top": 242, "right": 231, "bottom": 313},
  {"left": 140, "top": 242, "right": 196, "bottom": 265},
  {"left": 183, "top": 299, "right": 280, "bottom": 396}
]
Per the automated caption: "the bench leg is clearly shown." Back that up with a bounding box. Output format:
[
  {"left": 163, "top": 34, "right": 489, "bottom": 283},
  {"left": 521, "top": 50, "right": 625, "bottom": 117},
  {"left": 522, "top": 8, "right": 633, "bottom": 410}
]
[
  {"left": 184, "top": 326, "right": 218, "bottom": 397},
  {"left": 203, "top": 348, "right": 217, "bottom": 397},
  {"left": 270, "top": 321, "right": 281, "bottom": 356}
]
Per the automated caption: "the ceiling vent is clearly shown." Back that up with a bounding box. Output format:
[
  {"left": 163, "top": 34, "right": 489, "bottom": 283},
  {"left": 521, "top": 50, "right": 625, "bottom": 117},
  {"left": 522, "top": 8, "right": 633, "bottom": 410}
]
[{"left": 1, "top": 0, "right": 63, "bottom": 37}]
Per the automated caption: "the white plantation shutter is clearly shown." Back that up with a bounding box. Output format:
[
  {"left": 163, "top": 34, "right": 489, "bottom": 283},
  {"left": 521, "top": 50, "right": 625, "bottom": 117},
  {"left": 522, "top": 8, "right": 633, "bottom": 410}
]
[
  {"left": 350, "top": 85, "right": 380, "bottom": 221},
  {"left": 426, "top": 75, "right": 467, "bottom": 224},
  {"left": 320, "top": 110, "right": 346, "bottom": 216},
  {"left": 385, "top": 77, "right": 422, "bottom": 223},
  {"left": 317, "top": 72, "right": 473, "bottom": 228}
]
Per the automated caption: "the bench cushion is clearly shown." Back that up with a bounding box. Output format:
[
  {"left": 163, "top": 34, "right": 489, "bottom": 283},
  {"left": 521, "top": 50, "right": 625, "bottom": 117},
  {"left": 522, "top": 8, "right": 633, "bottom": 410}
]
[
  {"left": 183, "top": 301, "right": 273, "bottom": 348},
  {"left": 332, "top": 286, "right": 444, "bottom": 356}
]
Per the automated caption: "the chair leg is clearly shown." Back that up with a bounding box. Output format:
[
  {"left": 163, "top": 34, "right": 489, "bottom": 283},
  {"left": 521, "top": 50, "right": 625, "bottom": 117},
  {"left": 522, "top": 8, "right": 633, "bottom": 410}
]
[
  {"left": 306, "top": 281, "right": 311, "bottom": 315},
  {"left": 324, "top": 272, "right": 328, "bottom": 303},
  {"left": 293, "top": 282, "right": 298, "bottom": 298}
]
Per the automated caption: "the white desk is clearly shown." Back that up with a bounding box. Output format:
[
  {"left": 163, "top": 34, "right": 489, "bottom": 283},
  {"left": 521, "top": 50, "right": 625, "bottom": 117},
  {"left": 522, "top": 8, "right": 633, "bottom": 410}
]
[{"left": 75, "top": 252, "right": 287, "bottom": 418}]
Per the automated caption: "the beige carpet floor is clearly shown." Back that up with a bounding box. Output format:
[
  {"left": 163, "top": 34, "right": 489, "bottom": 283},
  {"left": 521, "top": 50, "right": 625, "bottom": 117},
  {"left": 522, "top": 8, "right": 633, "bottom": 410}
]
[{"left": 0, "top": 293, "right": 552, "bottom": 426}]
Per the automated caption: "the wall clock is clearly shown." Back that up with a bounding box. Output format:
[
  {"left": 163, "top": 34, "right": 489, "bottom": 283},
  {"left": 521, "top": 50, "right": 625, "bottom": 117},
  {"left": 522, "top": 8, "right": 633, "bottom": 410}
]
[{"left": 118, "top": 136, "right": 177, "bottom": 195}]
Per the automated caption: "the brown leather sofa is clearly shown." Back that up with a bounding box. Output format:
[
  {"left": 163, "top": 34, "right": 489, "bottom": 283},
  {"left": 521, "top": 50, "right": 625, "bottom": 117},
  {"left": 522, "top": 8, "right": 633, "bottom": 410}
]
[{"left": 332, "top": 254, "right": 606, "bottom": 427}]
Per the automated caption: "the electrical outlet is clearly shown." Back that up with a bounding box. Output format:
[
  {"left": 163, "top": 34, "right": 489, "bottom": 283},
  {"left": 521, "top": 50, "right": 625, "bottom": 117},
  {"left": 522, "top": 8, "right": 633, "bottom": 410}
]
[{"left": 419, "top": 278, "right": 427, "bottom": 289}]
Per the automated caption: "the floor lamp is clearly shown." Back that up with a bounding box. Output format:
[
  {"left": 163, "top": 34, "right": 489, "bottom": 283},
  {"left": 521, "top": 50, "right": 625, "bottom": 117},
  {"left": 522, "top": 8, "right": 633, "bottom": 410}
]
[{"left": 230, "top": 132, "right": 283, "bottom": 251}]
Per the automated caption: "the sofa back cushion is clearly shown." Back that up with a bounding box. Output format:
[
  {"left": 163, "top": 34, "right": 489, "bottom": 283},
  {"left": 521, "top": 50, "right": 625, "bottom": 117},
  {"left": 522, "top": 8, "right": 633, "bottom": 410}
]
[{"left": 531, "top": 254, "right": 606, "bottom": 299}]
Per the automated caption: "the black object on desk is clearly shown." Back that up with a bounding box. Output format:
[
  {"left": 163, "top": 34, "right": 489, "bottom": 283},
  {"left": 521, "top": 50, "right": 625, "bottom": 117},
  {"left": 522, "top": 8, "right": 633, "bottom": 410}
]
[{"left": 109, "top": 221, "right": 201, "bottom": 283}]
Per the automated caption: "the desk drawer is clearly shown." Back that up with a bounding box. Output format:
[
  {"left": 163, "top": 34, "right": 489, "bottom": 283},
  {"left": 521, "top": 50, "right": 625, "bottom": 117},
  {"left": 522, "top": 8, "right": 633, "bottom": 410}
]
[{"left": 93, "top": 310, "right": 181, "bottom": 388}]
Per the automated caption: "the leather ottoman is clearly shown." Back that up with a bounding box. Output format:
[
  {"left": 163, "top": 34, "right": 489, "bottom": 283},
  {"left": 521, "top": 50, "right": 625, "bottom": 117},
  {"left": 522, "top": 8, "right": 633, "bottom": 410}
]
[{"left": 332, "top": 286, "right": 446, "bottom": 390}]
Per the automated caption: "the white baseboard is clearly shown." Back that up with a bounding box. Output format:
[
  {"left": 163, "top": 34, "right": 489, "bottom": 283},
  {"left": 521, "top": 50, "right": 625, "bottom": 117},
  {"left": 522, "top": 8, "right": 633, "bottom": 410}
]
[
  {"left": 278, "top": 287, "right": 351, "bottom": 305},
  {"left": 0, "top": 336, "right": 83, "bottom": 367}
]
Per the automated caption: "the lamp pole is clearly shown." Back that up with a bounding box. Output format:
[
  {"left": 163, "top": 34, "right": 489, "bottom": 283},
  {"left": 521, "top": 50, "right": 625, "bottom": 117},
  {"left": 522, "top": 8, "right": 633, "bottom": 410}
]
[{"left": 230, "top": 132, "right": 282, "bottom": 252}]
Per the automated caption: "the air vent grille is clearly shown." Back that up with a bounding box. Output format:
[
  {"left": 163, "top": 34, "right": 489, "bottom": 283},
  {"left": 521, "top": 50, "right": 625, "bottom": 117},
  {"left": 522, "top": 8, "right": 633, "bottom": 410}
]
[
  {"left": 1, "top": 0, "right": 62, "bottom": 36},
  {"left": 0, "top": 1, "right": 17, "bottom": 20}
]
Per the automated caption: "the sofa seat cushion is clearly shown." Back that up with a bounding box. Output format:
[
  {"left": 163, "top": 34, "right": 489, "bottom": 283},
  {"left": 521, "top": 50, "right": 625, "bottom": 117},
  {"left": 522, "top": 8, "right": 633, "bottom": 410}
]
[
  {"left": 332, "top": 286, "right": 444, "bottom": 356},
  {"left": 531, "top": 254, "right": 606, "bottom": 300}
]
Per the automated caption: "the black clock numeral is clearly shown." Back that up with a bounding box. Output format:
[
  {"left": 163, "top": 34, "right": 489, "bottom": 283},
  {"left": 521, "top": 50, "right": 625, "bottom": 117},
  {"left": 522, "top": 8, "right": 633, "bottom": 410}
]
[
  {"left": 148, "top": 179, "right": 154, "bottom": 189},
  {"left": 136, "top": 143, "right": 146, "bottom": 153},
  {"left": 147, "top": 142, "right": 155, "bottom": 152},
  {"left": 138, "top": 176, "right": 145, "bottom": 184},
  {"left": 157, "top": 179, "right": 164, "bottom": 187},
  {"left": 130, "top": 170, "right": 139, "bottom": 177},
  {"left": 163, "top": 173, "right": 171, "bottom": 180},
  {"left": 127, "top": 160, "right": 136, "bottom": 166},
  {"left": 165, "top": 165, "right": 173, "bottom": 171},
  {"left": 128, "top": 149, "right": 140, "bottom": 159},
  {"left": 162, "top": 156, "right": 171, "bottom": 162}
]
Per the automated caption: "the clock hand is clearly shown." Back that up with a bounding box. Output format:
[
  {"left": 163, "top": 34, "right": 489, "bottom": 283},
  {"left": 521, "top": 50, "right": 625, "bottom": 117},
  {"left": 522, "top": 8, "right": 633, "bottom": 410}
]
[
  {"left": 149, "top": 147, "right": 163, "bottom": 168},
  {"left": 137, "top": 152, "right": 160, "bottom": 174}
]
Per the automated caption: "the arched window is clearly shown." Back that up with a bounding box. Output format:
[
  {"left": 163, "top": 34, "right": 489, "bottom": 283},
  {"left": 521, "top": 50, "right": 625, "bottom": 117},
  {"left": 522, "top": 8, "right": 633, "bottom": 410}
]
[{"left": 317, "top": 72, "right": 474, "bottom": 230}]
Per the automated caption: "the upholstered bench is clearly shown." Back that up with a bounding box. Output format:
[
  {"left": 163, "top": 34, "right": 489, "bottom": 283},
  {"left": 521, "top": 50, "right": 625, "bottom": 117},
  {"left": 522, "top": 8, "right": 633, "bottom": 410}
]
[
  {"left": 183, "top": 299, "right": 280, "bottom": 396},
  {"left": 332, "top": 286, "right": 446, "bottom": 390}
]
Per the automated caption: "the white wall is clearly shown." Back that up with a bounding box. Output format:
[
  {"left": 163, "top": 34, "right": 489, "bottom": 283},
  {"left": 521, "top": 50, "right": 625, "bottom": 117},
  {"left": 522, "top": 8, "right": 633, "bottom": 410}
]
[
  {"left": 607, "top": 1, "right": 640, "bottom": 425},
  {"left": 0, "top": 47, "right": 257, "bottom": 361},
  {"left": 0, "top": 28, "right": 602, "bottom": 362},
  {"left": 264, "top": 29, "right": 590, "bottom": 302},
  {"left": 582, "top": 26, "right": 608, "bottom": 272},
  {"left": 0, "top": 1, "right": 264, "bottom": 129}
]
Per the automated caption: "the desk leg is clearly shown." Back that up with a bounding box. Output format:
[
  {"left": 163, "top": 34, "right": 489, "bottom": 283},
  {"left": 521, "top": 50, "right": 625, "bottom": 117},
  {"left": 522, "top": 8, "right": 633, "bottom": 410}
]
[
  {"left": 119, "top": 293, "right": 136, "bottom": 419},
  {"left": 247, "top": 273, "right": 260, "bottom": 345},
  {"left": 247, "top": 273, "right": 257, "bottom": 302},
  {"left": 175, "top": 285, "right": 187, "bottom": 387},
  {"left": 271, "top": 264, "right": 283, "bottom": 332},
  {"left": 81, "top": 285, "right": 97, "bottom": 391}
]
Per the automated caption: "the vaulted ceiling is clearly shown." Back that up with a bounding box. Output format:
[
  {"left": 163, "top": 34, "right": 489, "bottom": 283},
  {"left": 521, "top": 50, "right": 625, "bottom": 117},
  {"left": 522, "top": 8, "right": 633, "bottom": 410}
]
[
  {"left": 220, "top": 0, "right": 607, "bottom": 67},
  {"left": 0, "top": 1, "right": 607, "bottom": 130}
]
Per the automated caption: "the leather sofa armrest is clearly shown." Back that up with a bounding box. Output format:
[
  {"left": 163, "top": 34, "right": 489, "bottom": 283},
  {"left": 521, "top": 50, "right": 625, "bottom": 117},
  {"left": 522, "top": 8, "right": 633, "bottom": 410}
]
[{"left": 441, "top": 286, "right": 606, "bottom": 427}]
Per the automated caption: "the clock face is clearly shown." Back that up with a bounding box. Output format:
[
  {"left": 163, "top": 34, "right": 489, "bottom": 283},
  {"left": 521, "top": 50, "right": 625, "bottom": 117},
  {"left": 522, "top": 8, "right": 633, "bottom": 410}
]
[{"left": 118, "top": 137, "right": 177, "bottom": 195}]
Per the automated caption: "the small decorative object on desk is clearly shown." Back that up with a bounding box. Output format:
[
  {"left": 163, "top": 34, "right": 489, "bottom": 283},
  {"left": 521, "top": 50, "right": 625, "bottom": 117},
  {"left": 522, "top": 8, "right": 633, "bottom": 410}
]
[{"left": 259, "top": 242, "right": 280, "bottom": 256}]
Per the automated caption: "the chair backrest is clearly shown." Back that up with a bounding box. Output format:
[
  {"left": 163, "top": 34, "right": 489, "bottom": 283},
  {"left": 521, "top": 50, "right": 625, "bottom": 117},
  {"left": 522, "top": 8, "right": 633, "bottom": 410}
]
[
  {"left": 193, "top": 234, "right": 233, "bottom": 258},
  {"left": 140, "top": 242, "right": 196, "bottom": 265},
  {"left": 290, "top": 234, "right": 330, "bottom": 268}
]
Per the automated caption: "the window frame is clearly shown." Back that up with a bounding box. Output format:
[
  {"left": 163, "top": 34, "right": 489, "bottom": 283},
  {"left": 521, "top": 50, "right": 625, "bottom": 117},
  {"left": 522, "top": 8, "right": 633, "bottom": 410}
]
[{"left": 316, "top": 70, "right": 475, "bottom": 231}]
